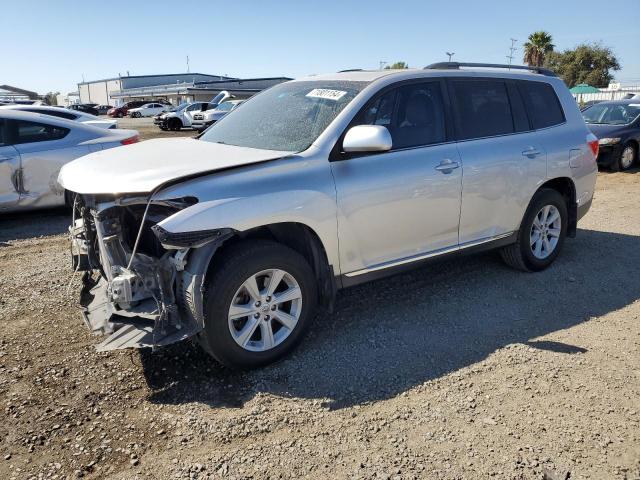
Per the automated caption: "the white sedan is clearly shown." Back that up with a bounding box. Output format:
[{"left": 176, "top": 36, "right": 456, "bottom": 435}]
[
  {"left": 0, "top": 110, "right": 139, "bottom": 212},
  {"left": 0, "top": 104, "right": 118, "bottom": 129},
  {"left": 128, "top": 103, "right": 170, "bottom": 118}
]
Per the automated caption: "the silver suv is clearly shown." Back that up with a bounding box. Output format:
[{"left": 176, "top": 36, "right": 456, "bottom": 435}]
[{"left": 59, "top": 63, "right": 598, "bottom": 369}]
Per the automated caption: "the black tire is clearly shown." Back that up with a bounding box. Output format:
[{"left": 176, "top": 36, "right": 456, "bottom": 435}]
[
  {"left": 168, "top": 118, "right": 182, "bottom": 131},
  {"left": 614, "top": 142, "right": 637, "bottom": 171},
  {"left": 198, "top": 240, "right": 318, "bottom": 369},
  {"left": 500, "top": 188, "right": 568, "bottom": 272}
]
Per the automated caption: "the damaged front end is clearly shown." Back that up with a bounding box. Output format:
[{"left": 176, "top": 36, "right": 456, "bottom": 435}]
[{"left": 70, "top": 194, "right": 230, "bottom": 351}]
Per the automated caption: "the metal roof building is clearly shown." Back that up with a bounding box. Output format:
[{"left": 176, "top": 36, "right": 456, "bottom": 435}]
[
  {"left": 106, "top": 77, "right": 293, "bottom": 105},
  {"left": 77, "top": 73, "right": 233, "bottom": 106}
]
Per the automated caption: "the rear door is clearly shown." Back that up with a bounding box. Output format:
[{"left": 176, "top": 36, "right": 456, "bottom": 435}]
[
  {"left": 0, "top": 119, "right": 22, "bottom": 209},
  {"left": 449, "top": 78, "right": 546, "bottom": 244}
]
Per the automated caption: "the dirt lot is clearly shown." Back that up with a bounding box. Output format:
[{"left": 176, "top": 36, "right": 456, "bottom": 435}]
[
  {"left": 1, "top": 159, "right": 639, "bottom": 479},
  {"left": 116, "top": 116, "right": 199, "bottom": 141}
]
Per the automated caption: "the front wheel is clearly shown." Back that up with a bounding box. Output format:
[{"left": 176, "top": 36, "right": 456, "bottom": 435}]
[
  {"left": 198, "top": 240, "right": 318, "bottom": 369},
  {"left": 615, "top": 143, "right": 637, "bottom": 171},
  {"left": 500, "top": 188, "right": 568, "bottom": 272}
]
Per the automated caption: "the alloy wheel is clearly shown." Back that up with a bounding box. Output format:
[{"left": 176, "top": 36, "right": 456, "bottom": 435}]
[
  {"left": 620, "top": 145, "right": 635, "bottom": 170},
  {"left": 228, "top": 269, "right": 302, "bottom": 352},
  {"left": 530, "top": 205, "right": 561, "bottom": 260}
]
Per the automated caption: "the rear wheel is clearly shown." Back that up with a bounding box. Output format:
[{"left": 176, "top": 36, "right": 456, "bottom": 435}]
[
  {"left": 198, "top": 240, "right": 318, "bottom": 369},
  {"left": 500, "top": 188, "right": 568, "bottom": 272}
]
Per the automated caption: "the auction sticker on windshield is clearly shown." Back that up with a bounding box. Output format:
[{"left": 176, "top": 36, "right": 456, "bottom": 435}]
[{"left": 306, "top": 89, "right": 347, "bottom": 101}]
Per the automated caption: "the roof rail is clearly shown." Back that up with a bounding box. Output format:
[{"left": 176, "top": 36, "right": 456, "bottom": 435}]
[
  {"left": 424, "top": 62, "right": 557, "bottom": 77},
  {"left": 338, "top": 68, "right": 364, "bottom": 73}
]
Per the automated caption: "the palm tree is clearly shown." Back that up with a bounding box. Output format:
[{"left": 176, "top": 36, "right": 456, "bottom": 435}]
[{"left": 523, "top": 31, "right": 555, "bottom": 67}]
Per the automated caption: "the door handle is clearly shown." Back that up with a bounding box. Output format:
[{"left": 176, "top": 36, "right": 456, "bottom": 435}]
[
  {"left": 522, "top": 147, "right": 542, "bottom": 158},
  {"left": 434, "top": 159, "right": 460, "bottom": 173}
]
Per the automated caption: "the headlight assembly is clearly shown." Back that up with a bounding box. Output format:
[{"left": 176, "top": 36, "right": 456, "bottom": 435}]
[{"left": 598, "top": 137, "right": 621, "bottom": 145}]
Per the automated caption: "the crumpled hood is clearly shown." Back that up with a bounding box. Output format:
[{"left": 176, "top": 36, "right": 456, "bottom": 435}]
[{"left": 58, "top": 137, "right": 291, "bottom": 195}]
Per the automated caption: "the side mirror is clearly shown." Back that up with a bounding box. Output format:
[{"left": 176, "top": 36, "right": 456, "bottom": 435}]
[{"left": 342, "top": 125, "right": 392, "bottom": 153}]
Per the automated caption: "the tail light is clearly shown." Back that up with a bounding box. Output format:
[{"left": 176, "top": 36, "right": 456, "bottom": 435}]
[
  {"left": 121, "top": 135, "right": 139, "bottom": 145},
  {"left": 587, "top": 133, "right": 599, "bottom": 158}
]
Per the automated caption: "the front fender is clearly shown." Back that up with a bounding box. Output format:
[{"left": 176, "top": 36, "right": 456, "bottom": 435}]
[{"left": 156, "top": 190, "right": 340, "bottom": 269}]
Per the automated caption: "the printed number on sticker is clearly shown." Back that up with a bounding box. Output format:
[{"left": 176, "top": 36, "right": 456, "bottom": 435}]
[{"left": 306, "top": 89, "right": 347, "bottom": 101}]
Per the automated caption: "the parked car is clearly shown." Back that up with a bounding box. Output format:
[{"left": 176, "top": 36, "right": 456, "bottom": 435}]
[
  {"left": 154, "top": 102, "right": 211, "bottom": 131},
  {"left": 94, "top": 105, "right": 113, "bottom": 115},
  {"left": 128, "top": 102, "right": 170, "bottom": 118},
  {"left": 0, "top": 110, "right": 138, "bottom": 212},
  {"left": 107, "top": 100, "right": 170, "bottom": 118},
  {"left": 582, "top": 100, "right": 640, "bottom": 171},
  {"left": 191, "top": 100, "right": 244, "bottom": 132},
  {"left": 59, "top": 63, "right": 597, "bottom": 368},
  {"left": 68, "top": 104, "right": 99, "bottom": 116},
  {"left": 0, "top": 104, "right": 118, "bottom": 129}
]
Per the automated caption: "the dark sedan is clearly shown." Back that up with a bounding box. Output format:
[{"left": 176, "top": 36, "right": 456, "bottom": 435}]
[{"left": 583, "top": 100, "right": 640, "bottom": 171}]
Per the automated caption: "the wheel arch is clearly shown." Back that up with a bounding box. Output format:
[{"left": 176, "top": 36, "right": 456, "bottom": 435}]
[
  {"left": 538, "top": 176, "right": 577, "bottom": 237},
  {"left": 184, "top": 222, "right": 337, "bottom": 315}
]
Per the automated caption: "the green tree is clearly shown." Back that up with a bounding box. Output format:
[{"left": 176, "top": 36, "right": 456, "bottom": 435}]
[
  {"left": 384, "top": 61, "right": 409, "bottom": 69},
  {"left": 544, "top": 43, "right": 620, "bottom": 88},
  {"left": 523, "top": 31, "right": 555, "bottom": 67},
  {"left": 43, "top": 91, "right": 60, "bottom": 105}
]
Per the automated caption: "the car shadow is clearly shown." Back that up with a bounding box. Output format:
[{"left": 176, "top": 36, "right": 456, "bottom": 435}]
[
  {"left": 141, "top": 228, "right": 640, "bottom": 410},
  {"left": 0, "top": 207, "right": 69, "bottom": 243}
]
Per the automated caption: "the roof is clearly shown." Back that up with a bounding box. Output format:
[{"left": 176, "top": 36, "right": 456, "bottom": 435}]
[
  {"left": 78, "top": 73, "right": 232, "bottom": 85},
  {"left": 294, "top": 66, "right": 558, "bottom": 84},
  {"left": 0, "top": 84, "right": 39, "bottom": 99},
  {"left": 294, "top": 70, "right": 400, "bottom": 82}
]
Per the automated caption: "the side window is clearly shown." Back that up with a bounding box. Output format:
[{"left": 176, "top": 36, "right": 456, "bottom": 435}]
[
  {"left": 14, "top": 120, "right": 69, "bottom": 145},
  {"left": 450, "top": 80, "right": 514, "bottom": 140},
  {"left": 355, "top": 81, "right": 446, "bottom": 150},
  {"left": 506, "top": 83, "right": 531, "bottom": 132},
  {"left": 0, "top": 119, "right": 6, "bottom": 146},
  {"left": 518, "top": 81, "right": 565, "bottom": 129}
]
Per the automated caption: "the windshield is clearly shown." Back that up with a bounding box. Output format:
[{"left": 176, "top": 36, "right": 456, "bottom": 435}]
[
  {"left": 583, "top": 103, "right": 640, "bottom": 125},
  {"left": 170, "top": 102, "right": 189, "bottom": 112},
  {"left": 200, "top": 80, "right": 367, "bottom": 151},
  {"left": 214, "top": 101, "right": 235, "bottom": 112}
]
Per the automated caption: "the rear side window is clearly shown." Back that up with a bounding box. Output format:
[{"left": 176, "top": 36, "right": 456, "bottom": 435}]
[
  {"left": 450, "top": 80, "right": 514, "bottom": 140},
  {"left": 12, "top": 120, "right": 69, "bottom": 145},
  {"left": 519, "top": 81, "right": 565, "bottom": 129}
]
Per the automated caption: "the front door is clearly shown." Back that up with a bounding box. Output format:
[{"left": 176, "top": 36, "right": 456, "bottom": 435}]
[{"left": 331, "top": 80, "right": 462, "bottom": 275}]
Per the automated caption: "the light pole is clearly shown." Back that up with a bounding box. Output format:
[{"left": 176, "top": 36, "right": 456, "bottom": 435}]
[
  {"left": 506, "top": 38, "right": 517, "bottom": 68},
  {"left": 446, "top": 52, "right": 455, "bottom": 62}
]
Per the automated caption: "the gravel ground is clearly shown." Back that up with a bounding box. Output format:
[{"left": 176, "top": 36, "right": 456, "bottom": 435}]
[
  {"left": 116, "top": 116, "right": 199, "bottom": 141},
  {"left": 1, "top": 166, "right": 639, "bottom": 480}
]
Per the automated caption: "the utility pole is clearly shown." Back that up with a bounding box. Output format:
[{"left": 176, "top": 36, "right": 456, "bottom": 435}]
[
  {"left": 446, "top": 52, "right": 455, "bottom": 62},
  {"left": 186, "top": 55, "right": 190, "bottom": 73},
  {"left": 507, "top": 38, "right": 517, "bottom": 68},
  {"left": 379, "top": 61, "right": 387, "bottom": 70}
]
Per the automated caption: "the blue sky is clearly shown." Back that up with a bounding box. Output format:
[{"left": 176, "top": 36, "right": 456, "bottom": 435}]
[{"left": 3, "top": 0, "right": 639, "bottom": 94}]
